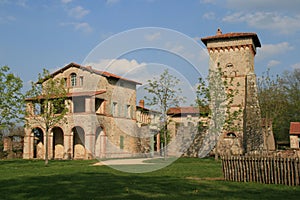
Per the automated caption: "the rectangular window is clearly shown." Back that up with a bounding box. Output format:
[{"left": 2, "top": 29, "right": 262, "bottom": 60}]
[
  {"left": 63, "top": 78, "right": 67, "bottom": 87},
  {"left": 79, "top": 76, "right": 84, "bottom": 86},
  {"left": 95, "top": 98, "right": 104, "bottom": 114},
  {"left": 73, "top": 97, "right": 85, "bottom": 113},
  {"left": 120, "top": 135, "right": 124, "bottom": 150},
  {"left": 112, "top": 102, "right": 117, "bottom": 116},
  {"left": 126, "top": 105, "right": 131, "bottom": 118},
  {"left": 70, "top": 73, "right": 77, "bottom": 87},
  {"left": 34, "top": 103, "right": 42, "bottom": 115}
]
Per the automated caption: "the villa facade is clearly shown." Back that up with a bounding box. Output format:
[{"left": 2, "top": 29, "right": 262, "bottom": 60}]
[{"left": 23, "top": 63, "right": 146, "bottom": 159}]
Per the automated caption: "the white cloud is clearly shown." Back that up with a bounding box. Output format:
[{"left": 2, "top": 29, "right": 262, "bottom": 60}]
[
  {"left": 226, "top": 0, "right": 300, "bottom": 13},
  {"left": 68, "top": 6, "right": 90, "bottom": 19},
  {"left": 60, "top": 22, "right": 92, "bottom": 33},
  {"left": 203, "top": 12, "right": 216, "bottom": 20},
  {"left": 106, "top": 0, "right": 120, "bottom": 5},
  {"left": 223, "top": 12, "right": 300, "bottom": 34},
  {"left": 291, "top": 63, "right": 300, "bottom": 69},
  {"left": 61, "top": 0, "right": 72, "bottom": 4},
  {"left": 257, "top": 42, "right": 293, "bottom": 60},
  {"left": 201, "top": 0, "right": 217, "bottom": 4},
  {"left": 144, "top": 32, "right": 161, "bottom": 41},
  {"left": 85, "top": 59, "right": 147, "bottom": 77},
  {"left": 0, "top": 15, "right": 16, "bottom": 24},
  {"left": 267, "top": 60, "right": 280, "bottom": 68}
]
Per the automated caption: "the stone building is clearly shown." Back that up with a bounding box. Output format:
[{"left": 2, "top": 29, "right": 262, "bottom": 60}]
[
  {"left": 201, "top": 29, "right": 264, "bottom": 155},
  {"left": 290, "top": 122, "right": 300, "bottom": 149},
  {"left": 23, "top": 62, "right": 142, "bottom": 159}
]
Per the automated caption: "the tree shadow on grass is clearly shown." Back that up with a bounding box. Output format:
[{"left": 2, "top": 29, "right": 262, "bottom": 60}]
[{"left": 1, "top": 170, "right": 300, "bottom": 200}]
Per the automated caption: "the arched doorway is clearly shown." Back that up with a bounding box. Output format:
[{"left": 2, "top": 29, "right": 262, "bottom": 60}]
[
  {"left": 32, "top": 128, "right": 44, "bottom": 159},
  {"left": 95, "top": 126, "right": 106, "bottom": 158},
  {"left": 52, "top": 127, "right": 64, "bottom": 159},
  {"left": 72, "top": 126, "right": 85, "bottom": 159}
]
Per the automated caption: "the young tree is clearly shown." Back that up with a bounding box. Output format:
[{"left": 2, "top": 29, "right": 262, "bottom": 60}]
[
  {"left": 144, "top": 69, "right": 185, "bottom": 159},
  {"left": 0, "top": 66, "right": 24, "bottom": 130},
  {"left": 26, "top": 69, "right": 68, "bottom": 165},
  {"left": 196, "top": 67, "right": 242, "bottom": 158}
]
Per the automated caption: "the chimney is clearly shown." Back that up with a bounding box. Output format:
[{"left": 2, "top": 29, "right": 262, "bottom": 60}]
[
  {"left": 86, "top": 66, "right": 92, "bottom": 71},
  {"left": 216, "top": 28, "right": 222, "bottom": 35},
  {"left": 139, "top": 99, "right": 145, "bottom": 108}
]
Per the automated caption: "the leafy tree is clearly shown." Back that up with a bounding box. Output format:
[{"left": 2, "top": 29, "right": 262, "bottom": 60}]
[
  {"left": 0, "top": 66, "right": 24, "bottom": 155},
  {"left": 257, "top": 69, "right": 288, "bottom": 143},
  {"left": 26, "top": 69, "right": 68, "bottom": 165},
  {"left": 0, "top": 66, "right": 24, "bottom": 130},
  {"left": 144, "top": 69, "right": 185, "bottom": 159},
  {"left": 196, "top": 67, "right": 242, "bottom": 158}
]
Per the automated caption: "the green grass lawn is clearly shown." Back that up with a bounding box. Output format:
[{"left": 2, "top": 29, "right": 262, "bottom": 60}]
[{"left": 0, "top": 158, "right": 300, "bottom": 200}]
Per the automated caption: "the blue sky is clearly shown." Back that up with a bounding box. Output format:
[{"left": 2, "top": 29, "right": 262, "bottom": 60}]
[{"left": 1, "top": 0, "right": 300, "bottom": 99}]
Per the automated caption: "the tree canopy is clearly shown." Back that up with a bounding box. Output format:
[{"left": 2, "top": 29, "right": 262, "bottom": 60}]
[
  {"left": 144, "top": 69, "right": 185, "bottom": 158},
  {"left": 0, "top": 66, "right": 24, "bottom": 130}
]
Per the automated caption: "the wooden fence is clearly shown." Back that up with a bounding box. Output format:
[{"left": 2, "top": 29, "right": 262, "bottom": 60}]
[{"left": 221, "top": 156, "right": 300, "bottom": 186}]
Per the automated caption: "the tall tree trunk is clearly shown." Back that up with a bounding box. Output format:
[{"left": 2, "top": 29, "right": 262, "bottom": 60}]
[
  {"left": 163, "top": 122, "right": 168, "bottom": 160},
  {"left": 45, "top": 127, "right": 49, "bottom": 166}
]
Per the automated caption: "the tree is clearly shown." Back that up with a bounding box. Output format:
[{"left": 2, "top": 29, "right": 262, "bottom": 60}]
[
  {"left": 0, "top": 66, "right": 24, "bottom": 156},
  {"left": 0, "top": 66, "right": 24, "bottom": 130},
  {"left": 257, "top": 69, "right": 288, "bottom": 143},
  {"left": 26, "top": 69, "right": 68, "bottom": 165},
  {"left": 144, "top": 69, "right": 185, "bottom": 159},
  {"left": 196, "top": 67, "right": 242, "bottom": 158}
]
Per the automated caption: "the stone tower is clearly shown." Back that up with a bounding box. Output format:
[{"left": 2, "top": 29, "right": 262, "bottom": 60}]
[{"left": 201, "top": 29, "right": 264, "bottom": 155}]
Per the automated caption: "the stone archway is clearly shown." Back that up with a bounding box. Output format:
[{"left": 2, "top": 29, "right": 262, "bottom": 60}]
[
  {"left": 72, "top": 126, "right": 85, "bottom": 159},
  {"left": 95, "top": 126, "right": 106, "bottom": 158},
  {"left": 52, "top": 127, "right": 64, "bottom": 159},
  {"left": 32, "top": 128, "right": 44, "bottom": 159}
]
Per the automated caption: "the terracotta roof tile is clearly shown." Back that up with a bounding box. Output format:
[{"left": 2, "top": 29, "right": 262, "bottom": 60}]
[
  {"left": 50, "top": 62, "right": 141, "bottom": 85},
  {"left": 201, "top": 32, "right": 261, "bottom": 48},
  {"left": 167, "top": 106, "right": 209, "bottom": 115}
]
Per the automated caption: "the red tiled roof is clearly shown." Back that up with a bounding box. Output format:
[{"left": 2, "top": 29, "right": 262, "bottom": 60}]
[
  {"left": 201, "top": 32, "right": 261, "bottom": 48},
  {"left": 49, "top": 62, "right": 141, "bottom": 85},
  {"left": 290, "top": 122, "right": 300, "bottom": 135},
  {"left": 167, "top": 106, "right": 208, "bottom": 115}
]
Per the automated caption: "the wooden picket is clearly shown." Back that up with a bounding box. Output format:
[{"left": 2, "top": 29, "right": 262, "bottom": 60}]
[{"left": 221, "top": 156, "right": 300, "bottom": 186}]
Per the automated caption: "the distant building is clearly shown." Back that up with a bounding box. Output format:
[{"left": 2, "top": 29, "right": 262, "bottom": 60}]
[{"left": 290, "top": 122, "right": 300, "bottom": 148}]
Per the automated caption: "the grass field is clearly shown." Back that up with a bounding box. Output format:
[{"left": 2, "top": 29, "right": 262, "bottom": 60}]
[{"left": 0, "top": 158, "right": 300, "bottom": 200}]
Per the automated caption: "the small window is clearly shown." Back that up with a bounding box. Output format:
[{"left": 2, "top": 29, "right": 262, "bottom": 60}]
[
  {"left": 63, "top": 78, "right": 67, "bottom": 87},
  {"left": 126, "top": 105, "right": 131, "bottom": 118},
  {"left": 112, "top": 102, "right": 117, "bottom": 116},
  {"left": 120, "top": 135, "right": 124, "bottom": 150},
  {"left": 34, "top": 103, "right": 41, "bottom": 115},
  {"left": 226, "top": 63, "right": 234, "bottom": 68},
  {"left": 79, "top": 76, "right": 84, "bottom": 86},
  {"left": 70, "top": 73, "right": 77, "bottom": 87}
]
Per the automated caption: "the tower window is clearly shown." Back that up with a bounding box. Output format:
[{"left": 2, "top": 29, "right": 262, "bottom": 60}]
[
  {"left": 226, "top": 63, "right": 234, "bottom": 68},
  {"left": 226, "top": 132, "right": 236, "bottom": 138}
]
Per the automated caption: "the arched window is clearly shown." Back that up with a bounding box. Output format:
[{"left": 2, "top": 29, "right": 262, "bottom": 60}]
[{"left": 70, "top": 73, "right": 77, "bottom": 87}]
